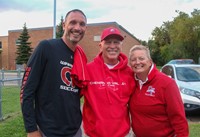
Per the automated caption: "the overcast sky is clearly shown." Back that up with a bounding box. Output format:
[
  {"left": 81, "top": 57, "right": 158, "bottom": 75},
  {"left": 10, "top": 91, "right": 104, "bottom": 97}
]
[{"left": 0, "top": 0, "right": 199, "bottom": 41}]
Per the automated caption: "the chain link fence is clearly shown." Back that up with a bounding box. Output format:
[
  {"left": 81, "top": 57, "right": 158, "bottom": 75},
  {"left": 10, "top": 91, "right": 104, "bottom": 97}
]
[{"left": 0, "top": 69, "right": 24, "bottom": 120}]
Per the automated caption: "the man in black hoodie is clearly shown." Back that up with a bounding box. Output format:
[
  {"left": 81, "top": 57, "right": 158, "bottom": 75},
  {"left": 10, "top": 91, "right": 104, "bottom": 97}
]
[{"left": 21, "top": 9, "right": 87, "bottom": 137}]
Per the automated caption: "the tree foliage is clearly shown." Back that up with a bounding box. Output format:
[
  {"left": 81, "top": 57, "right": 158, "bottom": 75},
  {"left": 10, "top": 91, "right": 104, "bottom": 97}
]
[
  {"left": 148, "top": 9, "right": 200, "bottom": 65},
  {"left": 56, "top": 16, "right": 64, "bottom": 38},
  {"left": 15, "top": 23, "right": 32, "bottom": 65}
]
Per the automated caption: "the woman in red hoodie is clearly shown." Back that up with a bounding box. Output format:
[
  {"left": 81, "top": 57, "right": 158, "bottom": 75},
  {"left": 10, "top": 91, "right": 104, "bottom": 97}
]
[
  {"left": 129, "top": 45, "right": 189, "bottom": 137},
  {"left": 81, "top": 27, "right": 135, "bottom": 137}
]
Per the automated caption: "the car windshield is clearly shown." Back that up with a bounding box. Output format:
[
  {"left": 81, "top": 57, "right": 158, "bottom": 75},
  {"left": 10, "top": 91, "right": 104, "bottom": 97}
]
[
  {"left": 168, "top": 59, "right": 195, "bottom": 64},
  {"left": 176, "top": 67, "right": 200, "bottom": 82}
]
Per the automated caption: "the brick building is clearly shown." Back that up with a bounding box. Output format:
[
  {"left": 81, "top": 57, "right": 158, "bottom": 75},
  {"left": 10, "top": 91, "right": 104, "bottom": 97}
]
[
  {"left": 0, "top": 36, "right": 8, "bottom": 69},
  {"left": 0, "top": 22, "right": 140, "bottom": 70}
]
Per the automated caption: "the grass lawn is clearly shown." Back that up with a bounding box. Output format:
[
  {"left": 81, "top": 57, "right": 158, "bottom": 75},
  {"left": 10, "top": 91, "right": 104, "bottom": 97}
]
[
  {"left": 0, "top": 86, "right": 26, "bottom": 137},
  {"left": 0, "top": 86, "right": 199, "bottom": 137}
]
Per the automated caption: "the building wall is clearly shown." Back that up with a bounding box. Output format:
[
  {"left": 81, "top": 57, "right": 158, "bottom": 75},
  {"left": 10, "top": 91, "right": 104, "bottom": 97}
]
[
  {"left": 2, "top": 22, "right": 141, "bottom": 70},
  {"left": 0, "top": 36, "right": 8, "bottom": 69},
  {"left": 8, "top": 27, "right": 53, "bottom": 70},
  {"left": 79, "top": 22, "right": 141, "bottom": 63}
]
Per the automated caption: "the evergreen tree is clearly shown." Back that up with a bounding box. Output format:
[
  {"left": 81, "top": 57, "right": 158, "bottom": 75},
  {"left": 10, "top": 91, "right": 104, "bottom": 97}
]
[
  {"left": 56, "top": 16, "right": 64, "bottom": 38},
  {"left": 15, "top": 23, "right": 32, "bottom": 65}
]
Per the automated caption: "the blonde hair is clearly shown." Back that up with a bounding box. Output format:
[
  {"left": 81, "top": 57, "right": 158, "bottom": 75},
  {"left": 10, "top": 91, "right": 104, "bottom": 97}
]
[{"left": 129, "top": 45, "right": 152, "bottom": 60}]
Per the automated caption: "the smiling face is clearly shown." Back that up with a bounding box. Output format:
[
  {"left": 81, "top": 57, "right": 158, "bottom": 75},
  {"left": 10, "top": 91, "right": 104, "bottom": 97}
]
[
  {"left": 99, "top": 35, "right": 123, "bottom": 65},
  {"left": 129, "top": 45, "right": 152, "bottom": 80},
  {"left": 62, "top": 10, "right": 87, "bottom": 48}
]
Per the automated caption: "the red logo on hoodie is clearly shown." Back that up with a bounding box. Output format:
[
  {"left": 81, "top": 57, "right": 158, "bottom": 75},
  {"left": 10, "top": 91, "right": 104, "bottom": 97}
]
[{"left": 61, "top": 67, "right": 75, "bottom": 88}]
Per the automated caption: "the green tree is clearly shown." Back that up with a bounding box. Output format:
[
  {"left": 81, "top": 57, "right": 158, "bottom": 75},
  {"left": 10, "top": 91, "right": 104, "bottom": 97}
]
[
  {"left": 148, "top": 9, "right": 200, "bottom": 65},
  {"left": 150, "top": 22, "right": 171, "bottom": 65},
  {"left": 15, "top": 23, "right": 32, "bottom": 66},
  {"left": 169, "top": 10, "right": 200, "bottom": 63},
  {"left": 56, "top": 16, "right": 64, "bottom": 38}
]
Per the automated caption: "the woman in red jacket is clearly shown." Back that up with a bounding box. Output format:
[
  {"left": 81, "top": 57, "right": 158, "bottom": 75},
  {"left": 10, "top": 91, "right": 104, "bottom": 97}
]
[{"left": 129, "top": 45, "right": 189, "bottom": 137}]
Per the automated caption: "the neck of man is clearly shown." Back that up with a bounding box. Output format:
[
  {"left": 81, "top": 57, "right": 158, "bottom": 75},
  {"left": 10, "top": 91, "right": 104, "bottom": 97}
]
[{"left": 62, "top": 37, "right": 77, "bottom": 51}]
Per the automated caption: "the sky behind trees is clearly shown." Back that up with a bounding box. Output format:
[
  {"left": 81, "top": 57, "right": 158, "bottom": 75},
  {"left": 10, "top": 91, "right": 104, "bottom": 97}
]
[{"left": 0, "top": 0, "right": 199, "bottom": 41}]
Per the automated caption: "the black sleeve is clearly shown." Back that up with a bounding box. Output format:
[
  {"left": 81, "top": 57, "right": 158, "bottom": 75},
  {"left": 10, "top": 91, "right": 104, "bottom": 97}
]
[{"left": 20, "top": 40, "right": 49, "bottom": 132}]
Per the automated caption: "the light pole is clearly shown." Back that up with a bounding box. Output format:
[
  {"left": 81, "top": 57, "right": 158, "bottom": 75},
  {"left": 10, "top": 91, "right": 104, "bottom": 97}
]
[{"left": 53, "top": 0, "right": 56, "bottom": 38}]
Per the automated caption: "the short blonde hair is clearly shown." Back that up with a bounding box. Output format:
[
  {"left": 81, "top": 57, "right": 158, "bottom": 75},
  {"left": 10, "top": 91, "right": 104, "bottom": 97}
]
[{"left": 129, "top": 45, "right": 152, "bottom": 60}]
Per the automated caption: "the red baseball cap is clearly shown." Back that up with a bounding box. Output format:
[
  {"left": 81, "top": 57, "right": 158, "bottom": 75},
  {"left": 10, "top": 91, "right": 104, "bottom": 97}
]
[{"left": 101, "top": 27, "right": 124, "bottom": 41}]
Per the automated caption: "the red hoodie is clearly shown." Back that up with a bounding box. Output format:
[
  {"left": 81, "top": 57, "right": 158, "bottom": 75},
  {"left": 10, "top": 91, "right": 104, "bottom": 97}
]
[
  {"left": 129, "top": 64, "right": 189, "bottom": 137},
  {"left": 82, "top": 52, "right": 135, "bottom": 137}
]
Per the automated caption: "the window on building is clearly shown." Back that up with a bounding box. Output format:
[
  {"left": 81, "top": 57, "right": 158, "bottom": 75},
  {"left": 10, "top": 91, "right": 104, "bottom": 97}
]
[
  {"left": 16, "top": 39, "right": 20, "bottom": 46},
  {"left": 94, "top": 36, "right": 101, "bottom": 41}
]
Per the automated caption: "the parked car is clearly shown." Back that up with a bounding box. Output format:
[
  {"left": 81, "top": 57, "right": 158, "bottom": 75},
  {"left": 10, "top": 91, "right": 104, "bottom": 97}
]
[
  {"left": 167, "top": 59, "right": 195, "bottom": 64},
  {"left": 160, "top": 64, "right": 200, "bottom": 112}
]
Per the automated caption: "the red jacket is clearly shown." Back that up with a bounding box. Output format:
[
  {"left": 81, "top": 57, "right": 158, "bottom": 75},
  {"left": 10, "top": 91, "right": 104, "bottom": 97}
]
[
  {"left": 82, "top": 52, "right": 135, "bottom": 137},
  {"left": 129, "top": 64, "right": 189, "bottom": 137}
]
